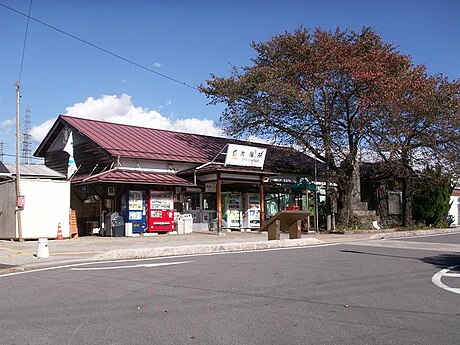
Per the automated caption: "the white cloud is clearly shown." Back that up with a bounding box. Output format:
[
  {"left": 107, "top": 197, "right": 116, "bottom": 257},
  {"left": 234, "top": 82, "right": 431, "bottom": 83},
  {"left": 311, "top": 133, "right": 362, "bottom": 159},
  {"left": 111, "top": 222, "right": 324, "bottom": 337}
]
[
  {"left": 246, "top": 135, "right": 275, "bottom": 145},
  {"left": 0, "top": 118, "right": 15, "bottom": 128},
  {"left": 157, "top": 99, "right": 172, "bottom": 110},
  {"left": 29, "top": 94, "right": 223, "bottom": 143},
  {"left": 173, "top": 118, "right": 223, "bottom": 137},
  {"left": 153, "top": 62, "right": 163, "bottom": 68},
  {"left": 30, "top": 118, "right": 56, "bottom": 143}
]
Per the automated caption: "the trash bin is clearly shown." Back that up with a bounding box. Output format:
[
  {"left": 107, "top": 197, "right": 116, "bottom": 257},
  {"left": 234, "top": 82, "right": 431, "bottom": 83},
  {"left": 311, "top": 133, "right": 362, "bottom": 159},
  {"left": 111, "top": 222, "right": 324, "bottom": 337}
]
[
  {"left": 104, "top": 212, "right": 118, "bottom": 236},
  {"left": 176, "top": 217, "right": 185, "bottom": 234},
  {"left": 112, "top": 215, "right": 125, "bottom": 237},
  {"left": 182, "top": 213, "right": 193, "bottom": 234},
  {"left": 209, "top": 218, "right": 217, "bottom": 231}
]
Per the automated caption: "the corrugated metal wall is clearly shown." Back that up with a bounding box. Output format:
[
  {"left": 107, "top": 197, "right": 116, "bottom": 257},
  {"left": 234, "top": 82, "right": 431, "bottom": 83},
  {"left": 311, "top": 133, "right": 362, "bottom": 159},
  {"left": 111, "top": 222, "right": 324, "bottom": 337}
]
[{"left": 0, "top": 181, "right": 17, "bottom": 239}]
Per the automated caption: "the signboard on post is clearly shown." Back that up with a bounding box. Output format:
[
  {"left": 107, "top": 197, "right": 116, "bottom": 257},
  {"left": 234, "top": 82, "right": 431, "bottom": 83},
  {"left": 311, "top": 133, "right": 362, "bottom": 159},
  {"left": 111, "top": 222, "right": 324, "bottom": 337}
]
[
  {"left": 17, "top": 195, "right": 25, "bottom": 209},
  {"left": 224, "top": 144, "right": 267, "bottom": 169}
]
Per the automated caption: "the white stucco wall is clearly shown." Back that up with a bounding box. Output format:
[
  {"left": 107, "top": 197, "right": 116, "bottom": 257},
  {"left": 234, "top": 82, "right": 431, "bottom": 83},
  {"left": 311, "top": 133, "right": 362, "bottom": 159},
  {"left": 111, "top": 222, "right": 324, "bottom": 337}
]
[
  {"left": 449, "top": 194, "right": 460, "bottom": 226},
  {"left": 20, "top": 179, "right": 70, "bottom": 239}
]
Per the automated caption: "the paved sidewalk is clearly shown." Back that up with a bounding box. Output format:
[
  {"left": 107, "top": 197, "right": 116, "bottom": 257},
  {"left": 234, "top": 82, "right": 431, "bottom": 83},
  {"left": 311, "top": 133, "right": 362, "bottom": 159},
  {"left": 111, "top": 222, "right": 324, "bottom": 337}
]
[{"left": 1, "top": 228, "right": 459, "bottom": 273}]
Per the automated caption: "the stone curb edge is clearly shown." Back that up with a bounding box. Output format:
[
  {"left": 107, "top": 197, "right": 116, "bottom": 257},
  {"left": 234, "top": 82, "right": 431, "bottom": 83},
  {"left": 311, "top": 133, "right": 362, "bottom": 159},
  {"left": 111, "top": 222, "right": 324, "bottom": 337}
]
[
  {"left": 92, "top": 238, "right": 325, "bottom": 261},
  {"left": 369, "top": 228, "right": 460, "bottom": 240}
]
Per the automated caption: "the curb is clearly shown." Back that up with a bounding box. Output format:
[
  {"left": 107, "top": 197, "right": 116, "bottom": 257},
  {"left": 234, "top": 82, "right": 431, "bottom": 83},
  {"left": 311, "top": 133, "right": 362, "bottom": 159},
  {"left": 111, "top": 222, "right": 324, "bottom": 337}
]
[
  {"left": 3, "top": 228, "right": 458, "bottom": 272},
  {"left": 369, "top": 228, "right": 460, "bottom": 240},
  {"left": 0, "top": 264, "right": 25, "bottom": 275},
  {"left": 92, "top": 238, "right": 325, "bottom": 261}
]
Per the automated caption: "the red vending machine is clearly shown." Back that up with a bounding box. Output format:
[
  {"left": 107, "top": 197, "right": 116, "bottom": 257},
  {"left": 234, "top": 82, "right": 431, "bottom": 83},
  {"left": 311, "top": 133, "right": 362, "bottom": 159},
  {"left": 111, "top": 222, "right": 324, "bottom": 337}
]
[{"left": 148, "top": 190, "right": 174, "bottom": 232}]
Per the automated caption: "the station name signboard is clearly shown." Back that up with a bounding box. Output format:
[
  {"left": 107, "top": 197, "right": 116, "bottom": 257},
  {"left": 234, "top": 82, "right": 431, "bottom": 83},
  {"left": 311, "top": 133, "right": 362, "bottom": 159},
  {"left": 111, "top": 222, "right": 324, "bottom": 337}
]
[
  {"left": 225, "top": 144, "right": 267, "bottom": 169},
  {"left": 205, "top": 183, "right": 217, "bottom": 193}
]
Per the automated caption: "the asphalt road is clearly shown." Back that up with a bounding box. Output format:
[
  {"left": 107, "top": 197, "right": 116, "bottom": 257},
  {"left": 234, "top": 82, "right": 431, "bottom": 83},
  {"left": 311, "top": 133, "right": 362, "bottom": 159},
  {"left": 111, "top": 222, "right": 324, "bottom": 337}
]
[{"left": 1, "top": 233, "right": 459, "bottom": 345}]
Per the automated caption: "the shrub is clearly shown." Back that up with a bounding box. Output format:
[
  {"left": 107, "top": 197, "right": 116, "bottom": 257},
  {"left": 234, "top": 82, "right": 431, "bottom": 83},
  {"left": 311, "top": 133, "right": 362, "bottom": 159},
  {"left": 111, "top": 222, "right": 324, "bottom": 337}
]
[{"left": 412, "top": 168, "right": 453, "bottom": 227}]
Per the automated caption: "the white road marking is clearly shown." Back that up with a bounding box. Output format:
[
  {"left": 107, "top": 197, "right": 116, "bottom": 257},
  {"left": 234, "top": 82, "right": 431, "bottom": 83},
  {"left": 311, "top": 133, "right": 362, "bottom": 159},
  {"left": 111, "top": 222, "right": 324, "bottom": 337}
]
[
  {"left": 70, "top": 260, "right": 193, "bottom": 271},
  {"left": 432, "top": 266, "right": 460, "bottom": 295},
  {"left": 0, "top": 242, "right": 338, "bottom": 279}
]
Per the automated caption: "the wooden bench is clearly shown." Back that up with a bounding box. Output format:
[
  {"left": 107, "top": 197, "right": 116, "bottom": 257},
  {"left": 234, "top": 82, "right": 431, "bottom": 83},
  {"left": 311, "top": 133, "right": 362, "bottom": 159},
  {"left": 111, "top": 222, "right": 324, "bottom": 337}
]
[{"left": 259, "top": 210, "right": 310, "bottom": 240}]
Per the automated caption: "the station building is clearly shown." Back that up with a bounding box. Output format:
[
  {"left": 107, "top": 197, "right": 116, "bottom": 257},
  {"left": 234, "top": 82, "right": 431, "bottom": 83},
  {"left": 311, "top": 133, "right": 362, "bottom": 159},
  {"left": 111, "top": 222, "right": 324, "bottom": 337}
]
[{"left": 34, "top": 115, "right": 324, "bottom": 237}]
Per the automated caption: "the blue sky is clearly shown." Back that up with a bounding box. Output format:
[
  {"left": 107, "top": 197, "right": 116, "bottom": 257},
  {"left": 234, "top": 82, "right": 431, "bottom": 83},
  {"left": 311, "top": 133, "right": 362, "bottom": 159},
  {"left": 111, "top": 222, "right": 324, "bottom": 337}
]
[{"left": 0, "top": 0, "right": 459, "bottom": 163}]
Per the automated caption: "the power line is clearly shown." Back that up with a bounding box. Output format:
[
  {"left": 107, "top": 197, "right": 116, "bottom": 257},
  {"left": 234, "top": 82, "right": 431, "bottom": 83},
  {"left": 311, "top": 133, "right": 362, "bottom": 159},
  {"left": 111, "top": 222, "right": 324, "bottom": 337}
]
[
  {"left": 18, "top": 0, "right": 33, "bottom": 82},
  {"left": 2, "top": 152, "right": 42, "bottom": 160},
  {"left": 0, "top": 2, "right": 198, "bottom": 91},
  {"left": 0, "top": 127, "right": 16, "bottom": 136}
]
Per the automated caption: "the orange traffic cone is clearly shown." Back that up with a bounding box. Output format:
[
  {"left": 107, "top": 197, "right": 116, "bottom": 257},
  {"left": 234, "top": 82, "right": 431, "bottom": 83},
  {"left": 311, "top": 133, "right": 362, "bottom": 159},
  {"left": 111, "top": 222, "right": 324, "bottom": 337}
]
[{"left": 56, "top": 222, "right": 64, "bottom": 240}]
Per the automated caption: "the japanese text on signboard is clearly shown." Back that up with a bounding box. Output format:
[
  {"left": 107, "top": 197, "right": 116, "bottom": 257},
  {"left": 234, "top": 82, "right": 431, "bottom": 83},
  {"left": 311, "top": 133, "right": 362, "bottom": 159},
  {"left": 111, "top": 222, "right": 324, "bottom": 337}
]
[{"left": 224, "top": 144, "right": 267, "bottom": 168}]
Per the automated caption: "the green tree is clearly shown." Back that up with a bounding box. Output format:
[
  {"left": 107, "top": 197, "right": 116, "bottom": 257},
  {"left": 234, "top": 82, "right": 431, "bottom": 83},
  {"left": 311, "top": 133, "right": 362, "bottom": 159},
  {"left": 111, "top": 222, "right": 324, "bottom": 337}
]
[
  {"left": 412, "top": 168, "right": 453, "bottom": 227},
  {"left": 200, "top": 26, "right": 411, "bottom": 226}
]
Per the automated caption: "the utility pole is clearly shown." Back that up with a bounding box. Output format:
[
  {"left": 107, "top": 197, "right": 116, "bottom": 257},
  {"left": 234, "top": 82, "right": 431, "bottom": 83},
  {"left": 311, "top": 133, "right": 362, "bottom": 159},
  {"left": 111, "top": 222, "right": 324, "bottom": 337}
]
[
  {"left": 15, "top": 81, "right": 23, "bottom": 241},
  {"left": 314, "top": 151, "right": 319, "bottom": 233}
]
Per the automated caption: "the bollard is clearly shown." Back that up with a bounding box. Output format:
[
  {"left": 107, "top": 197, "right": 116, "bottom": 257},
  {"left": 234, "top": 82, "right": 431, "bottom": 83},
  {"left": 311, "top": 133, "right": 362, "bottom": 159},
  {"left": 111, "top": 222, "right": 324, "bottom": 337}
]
[{"left": 36, "top": 238, "right": 49, "bottom": 258}]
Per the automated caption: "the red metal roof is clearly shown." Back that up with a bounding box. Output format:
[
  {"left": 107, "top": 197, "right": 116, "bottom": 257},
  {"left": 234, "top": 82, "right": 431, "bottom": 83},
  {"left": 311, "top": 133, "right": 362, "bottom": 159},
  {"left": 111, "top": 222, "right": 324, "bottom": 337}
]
[
  {"left": 71, "top": 169, "right": 195, "bottom": 186},
  {"left": 47, "top": 115, "right": 323, "bottom": 176},
  {"left": 60, "top": 115, "right": 231, "bottom": 163}
]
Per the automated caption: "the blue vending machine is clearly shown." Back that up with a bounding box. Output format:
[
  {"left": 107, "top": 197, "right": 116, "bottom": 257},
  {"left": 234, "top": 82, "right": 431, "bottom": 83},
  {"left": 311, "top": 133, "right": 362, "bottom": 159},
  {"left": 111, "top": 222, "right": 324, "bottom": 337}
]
[{"left": 122, "top": 190, "right": 147, "bottom": 233}]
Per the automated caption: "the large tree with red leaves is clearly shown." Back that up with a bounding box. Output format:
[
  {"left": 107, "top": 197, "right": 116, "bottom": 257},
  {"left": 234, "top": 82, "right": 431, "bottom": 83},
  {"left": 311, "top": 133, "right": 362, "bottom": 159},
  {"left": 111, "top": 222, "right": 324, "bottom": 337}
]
[
  {"left": 365, "top": 66, "right": 460, "bottom": 226},
  {"left": 200, "top": 26, "right": 459, "bottom": 227}
]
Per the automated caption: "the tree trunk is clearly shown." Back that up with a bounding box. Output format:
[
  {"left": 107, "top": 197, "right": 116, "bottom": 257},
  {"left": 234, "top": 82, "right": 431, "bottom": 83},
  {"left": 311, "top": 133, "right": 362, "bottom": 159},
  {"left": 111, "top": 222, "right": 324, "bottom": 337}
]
[
  {"left": 337, "top": 180, "right": 353, "bottom": 226},
  {"left": 336, "top": 158, "right": 360, "bottom": 227},
  {"left": 401, "top": 152, "right": 413, "bottom": 227},
  {"left": 324, "top": 133, "right": 333, "bottom": 231},
  {"left": 402, "top": 176, "right": 413, "bottom": 227}
]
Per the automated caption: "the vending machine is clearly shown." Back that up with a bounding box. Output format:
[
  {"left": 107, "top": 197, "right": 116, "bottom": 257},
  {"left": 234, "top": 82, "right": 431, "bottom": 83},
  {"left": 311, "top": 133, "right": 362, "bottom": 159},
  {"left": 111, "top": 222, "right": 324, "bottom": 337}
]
[
  {"left": 243, "top": 193, "right": 261, "bottom": 229},
  {"left": 221, "top": 192, "right": 242, "bottom": 229},
  {"left": 121, "top": 190, "right": 147, "bottom": 233},
  {"left": 148, "top": 190, "right": 174, "bottom": 232}
]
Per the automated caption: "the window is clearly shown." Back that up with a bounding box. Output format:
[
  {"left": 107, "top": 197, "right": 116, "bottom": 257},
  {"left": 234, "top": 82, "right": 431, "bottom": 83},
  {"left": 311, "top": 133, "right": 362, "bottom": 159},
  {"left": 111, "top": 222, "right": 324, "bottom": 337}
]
[
  {"left": 184, "top": 193, "right": 200, "bottom": 211},
  {"left": 202, "top": 193, "right": 216, "bottom": 210}
]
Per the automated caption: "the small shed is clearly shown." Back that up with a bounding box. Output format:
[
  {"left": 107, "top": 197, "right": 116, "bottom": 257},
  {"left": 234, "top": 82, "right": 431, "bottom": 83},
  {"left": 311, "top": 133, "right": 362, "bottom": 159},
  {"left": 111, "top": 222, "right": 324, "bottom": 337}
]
[{"left": 0, "top": 163, "right": 70, "bottom": 239}]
